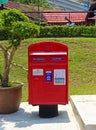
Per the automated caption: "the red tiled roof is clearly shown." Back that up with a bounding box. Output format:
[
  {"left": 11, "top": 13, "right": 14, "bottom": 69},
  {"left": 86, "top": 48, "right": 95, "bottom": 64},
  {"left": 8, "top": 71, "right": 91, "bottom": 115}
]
[
  {"left": 43, "top": 12, "right": 87, "bottom": 24},
  {"left": 4, "top": 1, "right": 41, "bottom": 20},
  {"left": 4, "top": 1, "right": 47, "bottom": 21},
  {"left": 4, "top": 1, "right": 87, "bottom": 25},
  {"left": 4, "top": 1, "right": 21, "bottom": 9}
]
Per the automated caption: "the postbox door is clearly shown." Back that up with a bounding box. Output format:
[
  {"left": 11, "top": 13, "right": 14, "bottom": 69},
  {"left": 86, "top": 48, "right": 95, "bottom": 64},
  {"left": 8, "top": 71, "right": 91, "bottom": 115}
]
[{"left": 29, "top": 63, "right": 68, "bottom": 105}]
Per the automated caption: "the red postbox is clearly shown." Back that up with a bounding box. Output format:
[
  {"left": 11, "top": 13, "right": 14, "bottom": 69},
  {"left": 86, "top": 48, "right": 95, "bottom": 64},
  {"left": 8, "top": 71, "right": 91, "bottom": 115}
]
[{"left": 28, "top": 41, "right": 68, "bottom": 106}]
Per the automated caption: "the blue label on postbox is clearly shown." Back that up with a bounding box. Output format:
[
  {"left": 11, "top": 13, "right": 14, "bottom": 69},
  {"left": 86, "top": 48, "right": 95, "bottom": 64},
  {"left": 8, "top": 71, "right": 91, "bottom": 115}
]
[
  {"left": 51, "top": 57, "right": 64, "bottom": 61},
  {"left": 33, "top": 58, "right": 46, "bottom": 61},
  {"left": 46, "top": 71, "right": 52, "bottom": 82}
]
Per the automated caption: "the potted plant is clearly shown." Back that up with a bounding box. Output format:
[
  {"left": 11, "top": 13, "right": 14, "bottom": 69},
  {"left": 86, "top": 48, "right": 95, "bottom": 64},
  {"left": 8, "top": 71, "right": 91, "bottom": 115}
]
[{"left": 0, "top": 8, "right": 39, "bottom": 114}]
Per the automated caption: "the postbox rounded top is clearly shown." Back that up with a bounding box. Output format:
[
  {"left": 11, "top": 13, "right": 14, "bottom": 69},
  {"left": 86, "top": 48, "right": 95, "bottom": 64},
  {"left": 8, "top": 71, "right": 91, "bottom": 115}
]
[{"left": 28, "top": 41, "right": 68, "bottom": 52}]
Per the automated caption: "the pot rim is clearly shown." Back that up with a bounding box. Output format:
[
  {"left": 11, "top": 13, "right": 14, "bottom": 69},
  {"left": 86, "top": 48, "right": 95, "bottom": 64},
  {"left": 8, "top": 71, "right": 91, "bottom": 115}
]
[{"left": 0, "top": 83, "right": 23, "bottom": 90}]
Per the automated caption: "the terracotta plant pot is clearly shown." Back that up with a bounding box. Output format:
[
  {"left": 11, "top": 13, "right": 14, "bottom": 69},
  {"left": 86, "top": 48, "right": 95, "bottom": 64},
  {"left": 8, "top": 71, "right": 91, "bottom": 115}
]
[{"left": 0, "top": 85, "right": 22, "bottom": 114}]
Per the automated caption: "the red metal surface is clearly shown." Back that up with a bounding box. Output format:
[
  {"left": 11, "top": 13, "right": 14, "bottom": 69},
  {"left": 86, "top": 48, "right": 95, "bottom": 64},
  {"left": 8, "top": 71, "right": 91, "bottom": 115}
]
[{"left": 28, "top": 41, "right": 68, "bottom": 105}]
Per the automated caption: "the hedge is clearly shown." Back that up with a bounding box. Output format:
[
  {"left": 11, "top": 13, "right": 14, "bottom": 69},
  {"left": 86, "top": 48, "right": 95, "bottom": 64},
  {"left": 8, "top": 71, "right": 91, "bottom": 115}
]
[
  {"left": 0, "top": 25, "right": 96, "bottom": 40},
  {"left": 39, "top": 25, "right": 96, "bottom": 37}
]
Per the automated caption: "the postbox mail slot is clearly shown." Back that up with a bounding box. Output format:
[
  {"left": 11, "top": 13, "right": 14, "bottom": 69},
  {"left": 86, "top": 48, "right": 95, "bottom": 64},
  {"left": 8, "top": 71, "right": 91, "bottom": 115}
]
[
  {"left": 30, "top": 53, "right": 67, "bottom": 63},
  {"left": 30, "top": 52, "right": 67, "bottom": 55}
]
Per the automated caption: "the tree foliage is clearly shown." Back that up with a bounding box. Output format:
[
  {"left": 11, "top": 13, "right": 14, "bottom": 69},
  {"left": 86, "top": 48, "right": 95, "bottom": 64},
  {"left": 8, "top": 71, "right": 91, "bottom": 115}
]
[
  {"left": 12, "top": 0, "right": 51, "bottom": 8},
  {"left": 1, "top": 9, "right": 30, "bottom": 27},
  {"left": 0, "top": 9, "right": 40, "bottom": 87}
]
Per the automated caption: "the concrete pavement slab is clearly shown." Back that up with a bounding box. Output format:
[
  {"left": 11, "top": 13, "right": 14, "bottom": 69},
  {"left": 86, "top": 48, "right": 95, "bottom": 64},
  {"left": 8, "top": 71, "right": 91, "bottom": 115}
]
[
  {"left": 70, "top": 95, "right": 96, "bottom": 130},
  {"left": 0, "top": 102, "right": 80, "bottom": 130}
]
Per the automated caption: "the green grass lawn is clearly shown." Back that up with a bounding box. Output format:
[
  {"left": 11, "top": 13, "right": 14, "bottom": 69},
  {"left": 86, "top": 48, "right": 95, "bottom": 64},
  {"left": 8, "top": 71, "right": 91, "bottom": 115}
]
[{"left": 0, "top": 38, "right": 96, "bottom": 101}]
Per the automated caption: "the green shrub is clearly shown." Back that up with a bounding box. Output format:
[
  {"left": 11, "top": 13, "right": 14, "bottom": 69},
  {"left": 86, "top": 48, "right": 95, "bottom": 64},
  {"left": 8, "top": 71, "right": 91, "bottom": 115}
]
[
  {"left": 82, "top": 26, "right": 96, "bottom": 37},
  {"left": 0, "top": 9, "right": 40, "bottom": 40},
  {"left": 1, "top": 8, "right": 30, "bottom": 27},
  {"left": 40, "top": 26, "right": 51, "bottom": 37},
  {"left": 0, "top": 27, "right": 9, "bottom": 40},
  {"left": 11, "top": 21, "right": 40, "bottom": 46},
  {"left": 39, "top": 25, "right": 96, "bottom": 37}
]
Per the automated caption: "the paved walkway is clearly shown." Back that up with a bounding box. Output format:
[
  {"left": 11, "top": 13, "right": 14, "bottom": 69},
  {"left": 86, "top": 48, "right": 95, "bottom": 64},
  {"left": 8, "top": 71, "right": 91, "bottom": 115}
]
[
  {"left": 70, "top": 95, "right": 96, "bottom": 130},
  {"left": 0, "top": 102, "right": 80, "bottom": 130},
  {"left": 0, "top": 95, "right": 96, "bottom": 130}
]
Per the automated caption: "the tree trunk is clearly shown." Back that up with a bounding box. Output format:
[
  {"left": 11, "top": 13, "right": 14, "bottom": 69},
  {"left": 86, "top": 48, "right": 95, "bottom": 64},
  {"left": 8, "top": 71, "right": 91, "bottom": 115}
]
[
  {"left": 1, "top": 50, "right": 9, "bottom": 87},
  {"left": 1, "top": 47, "right": 17, "bottom": 87},
  {"left": 2, "top": 67, "right": 10, "bottom": 87}
]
